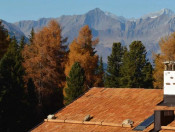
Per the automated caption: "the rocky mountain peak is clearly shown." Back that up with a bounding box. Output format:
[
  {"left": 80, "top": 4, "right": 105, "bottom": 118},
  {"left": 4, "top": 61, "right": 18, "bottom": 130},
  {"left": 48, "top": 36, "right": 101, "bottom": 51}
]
[
  {"left": 85, "top": 8, "right": 105, "bottom": 16},
  {"left": 161, "top": 8, "right": 174, "bottom": 16},
  {"left": 142, "top": 8, "right": 174, "bottom": 19},
  {"left": 3, "top": 8, "right": 175, "bottom": 63}
]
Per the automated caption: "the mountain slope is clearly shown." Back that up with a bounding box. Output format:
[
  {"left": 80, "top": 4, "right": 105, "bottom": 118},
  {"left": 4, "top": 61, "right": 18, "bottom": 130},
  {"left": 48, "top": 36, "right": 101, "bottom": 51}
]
[
  {"left": 9, "top": 8, "right": 175, "bottom": 62},
  {"left": 1, "top": 20, "right": 26, "bottom": 41}
]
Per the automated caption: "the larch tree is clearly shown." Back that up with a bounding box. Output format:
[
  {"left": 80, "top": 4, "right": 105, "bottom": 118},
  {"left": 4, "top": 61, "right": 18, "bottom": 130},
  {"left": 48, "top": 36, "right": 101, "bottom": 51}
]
[
  {"left": 65, "top": 25, "right": 99, "bottom": 90},
  {"left": 153, "top": 32, "right": 175, "bottom": 89},
  {"left": 105, "top": 42, "right": 125, "bottom": 88},
  {"left": 153, "top": 54, "right": 164, "bottom": 89},
  {"left": 0, "top": 21, "right": 10, "bottom": 60},
  {"left": 23, "top": 20, "right": 67, "bottom": 114},
  {"left": 65, "top": 62, "right": 85, "bottom": 104}
]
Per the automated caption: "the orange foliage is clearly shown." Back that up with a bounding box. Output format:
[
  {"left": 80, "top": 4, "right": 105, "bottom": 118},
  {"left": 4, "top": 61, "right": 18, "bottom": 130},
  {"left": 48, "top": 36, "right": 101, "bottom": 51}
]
[
  {"left": 23, "top": 20, "right": 66, "bottom": 105},
  {"left": 153, "top": 54, "right": 164, "bottom": 89},
  {"left": 153, "top": 32, "right": 175, "bottom": 89},
  {"left": 65, "top": 25, "right": 99, "bottom": 90},
  {"left": 159, "top": 32, "right": 175, "bottom": 60}
]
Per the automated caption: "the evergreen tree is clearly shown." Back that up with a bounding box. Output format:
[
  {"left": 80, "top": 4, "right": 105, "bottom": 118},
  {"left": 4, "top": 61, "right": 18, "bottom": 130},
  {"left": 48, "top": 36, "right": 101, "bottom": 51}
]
[
  {"left": 120, "top": 41, "right": 153, "bottom": 88},
  {"left": 27, "top": 78, "right": 38, "bottom": 108},
  {"left": 142, "top": 62, "right": 153, "bottom": 88},
  {"left": 19, "top": 36, "right": 25, "bottom": 50},
  {"left": 105, "top": 42, "right": 125, "bottom": 87},
  {"left": 26, "top": 78, "right": 39, "bottom": 128},
  {"left": 29, "top": 27, "right": 35, "bottom": 44},
  {"left": 0, "top": 21, "right": 10, "bottom": 59},
  {"left": 0, "top": 37, "right": 26, "bottom": 131},
  {"left": 65, "top": 62, "right": 85, "bottom": 104},
  {"left": 94, "top": 56, "right": 104, "bottom": 87}
]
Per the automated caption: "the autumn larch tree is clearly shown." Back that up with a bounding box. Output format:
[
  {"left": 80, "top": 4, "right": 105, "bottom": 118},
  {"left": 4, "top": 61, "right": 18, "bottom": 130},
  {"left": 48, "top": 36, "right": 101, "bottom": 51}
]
[
  {"left": 65, "top": 62, "right": 85, "bottom": 104},
  {"left": 153, "top": 32, "right": 175, "bottom": 89},
  {"left": 23, "top": 20, "right": 67, "bottom": 114},
  {"left": 65, "top": 25, "right": 99, "bottom": 90}
]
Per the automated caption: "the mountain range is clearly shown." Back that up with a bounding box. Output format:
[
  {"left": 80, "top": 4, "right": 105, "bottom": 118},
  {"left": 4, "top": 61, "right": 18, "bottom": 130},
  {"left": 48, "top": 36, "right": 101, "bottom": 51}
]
[{"left": 2, "top": 8, "right": 175, "bottom": 63}]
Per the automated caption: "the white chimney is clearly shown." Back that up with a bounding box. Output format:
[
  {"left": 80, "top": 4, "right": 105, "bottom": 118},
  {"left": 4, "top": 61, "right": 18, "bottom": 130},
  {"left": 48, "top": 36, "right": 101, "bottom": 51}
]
[{"left": 163, "top": 61, "right": 175, "bottom": 103}]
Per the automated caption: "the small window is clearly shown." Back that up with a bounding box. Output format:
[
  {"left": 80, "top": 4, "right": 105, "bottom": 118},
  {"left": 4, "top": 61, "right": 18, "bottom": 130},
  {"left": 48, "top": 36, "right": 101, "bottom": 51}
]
[
  {"left": 166, "top": 83, "right": 171, "bottom": 85},
  {"left": 170, "top": 77, "right": 174, "bottom": 79},
  {"left": 173, "top": 83, "right": 175, "bottom": 85}
]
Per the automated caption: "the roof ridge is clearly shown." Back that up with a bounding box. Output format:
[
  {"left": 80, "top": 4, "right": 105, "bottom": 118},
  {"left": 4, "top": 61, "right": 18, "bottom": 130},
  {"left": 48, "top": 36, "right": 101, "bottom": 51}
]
[{"left": 44, "top": 119, "right": 132, "bottom": 128}]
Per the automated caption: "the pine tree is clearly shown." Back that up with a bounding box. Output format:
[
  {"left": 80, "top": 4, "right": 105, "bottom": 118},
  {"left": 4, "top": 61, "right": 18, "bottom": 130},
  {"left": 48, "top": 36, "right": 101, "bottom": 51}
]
[
  {"left": 0, "top": 21, "right": 10, "bottom": 59},
  {"left": 120, "top": 41, "right": 153, "bottom": 88},
  {"left": 23, "top": 20, "right": 66, "bottom": 114},
  {"left": 29, "top": 27, "right": 35, "bottom": 44},
  {"left": 0, "top": 37, "right": 26, "bottom": 131},
  {"left": 105, "top": 42, "right": 125, "bottom": 87},
  {"left": 142, "top": 62, "right": 153, "bottom": 88},
  {"left": 26, "top": 78, "right": 39, "bottom": 128},
  {"left": 65, "top": 62, "right": 85, "bottom": 104},
  {"left": 94, "top": 56, "right": 104, "bottom": 87},
  {"left": 19, "top": 36, "right": 25, "bottom": 50},
  {"left": 27, "top": 78, "right": 38, "bottom": 108},
  {"left": 65, "top": 25, "right": 99, "bottom": 90}
]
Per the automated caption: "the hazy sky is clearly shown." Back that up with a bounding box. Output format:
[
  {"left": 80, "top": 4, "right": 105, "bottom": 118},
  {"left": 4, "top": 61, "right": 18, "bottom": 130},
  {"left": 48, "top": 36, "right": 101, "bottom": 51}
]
[{"left": 1, "top": 0, "right": 175, "bottom": 22}]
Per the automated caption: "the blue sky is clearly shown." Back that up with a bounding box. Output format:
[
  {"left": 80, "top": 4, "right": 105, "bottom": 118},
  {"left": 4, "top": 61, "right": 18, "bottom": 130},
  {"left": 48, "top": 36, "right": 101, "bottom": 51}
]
[{"left": 1, "top": 0, "right": 175, "bottom": 22}]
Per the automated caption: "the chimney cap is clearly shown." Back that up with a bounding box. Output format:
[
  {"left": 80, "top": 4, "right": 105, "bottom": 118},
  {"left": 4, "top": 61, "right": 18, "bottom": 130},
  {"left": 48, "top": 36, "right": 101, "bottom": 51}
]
[
  {"left": 163, "top": 61, "right": 175, "bottom": 64},
  {"left": 163, "top": 61, "right": 170, "bottom": 64}
]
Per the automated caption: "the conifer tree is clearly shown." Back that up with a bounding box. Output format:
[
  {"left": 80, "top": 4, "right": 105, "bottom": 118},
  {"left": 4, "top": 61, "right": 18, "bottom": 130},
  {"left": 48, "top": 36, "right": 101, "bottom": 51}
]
[
  {"left": 153, "top": 32, "right": 175, "bottom": 89},
  {"left": 26, "top": 78, "right": 39, "bottom": 127},
  {"left": 65, "top": 25, "right": 99, "bottom": 90},
  {"left": 153, "top": 54, "right": 164, "bottom": 89},
  {"left": 0, "top": 37, "right": 26, "bottom": 131},
  {"left": 29, "top": 27, "right": 35, "bottom": 44},
  {"left": 0, "top": 21, "right": 10, "bottom": 59},
  {"left": 94, "top": 56, "right": 104, "bottom": 87},
  {"left": 27, "top": 78, "right": 38, "bottom": 109},
  {"left": 23, "top": 20, "right": 66, "bottom": 114},
  {"left": 19, "top": 36, "right": 25, "bottom": 50},
  {"left": 142, "top": 62, "right": 153, "bottom": 88},
  {"left": 65, "top": 62, "right": 85, "bottom": 104},
  {"left": 105, "top": 42, "right": 125, "bottom": 87},
  {"left": 120, "top": 41, "right": 153, "bottom": 88}
]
